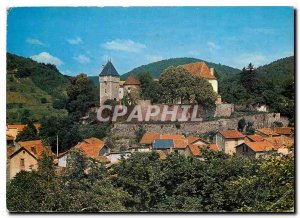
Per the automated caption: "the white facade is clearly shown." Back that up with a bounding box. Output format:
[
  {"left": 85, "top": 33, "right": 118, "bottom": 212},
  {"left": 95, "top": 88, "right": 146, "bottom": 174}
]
[
  {"left": 108, "top": 152, "right": 131, "bottom": 164},
  {"left": 207, "top": 78, "right": 218, "bottom": 94}
]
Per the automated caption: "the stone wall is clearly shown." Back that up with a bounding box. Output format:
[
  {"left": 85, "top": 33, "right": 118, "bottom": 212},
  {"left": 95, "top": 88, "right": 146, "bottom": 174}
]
[
  {"left": 112, "top": 113, "right": 289, "bottom": 139},
  {"left": 214, "top": 103, "right": 234, "bottom": 117}
]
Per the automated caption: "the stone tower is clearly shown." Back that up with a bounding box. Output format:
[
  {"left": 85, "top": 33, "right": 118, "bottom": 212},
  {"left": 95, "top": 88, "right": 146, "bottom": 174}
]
[{"left": 99, "top": 60, "right": 120, "bottom": 105}]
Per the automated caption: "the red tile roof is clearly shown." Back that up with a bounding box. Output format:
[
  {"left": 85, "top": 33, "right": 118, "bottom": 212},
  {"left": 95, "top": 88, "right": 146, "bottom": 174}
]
[
  {"left": 264, "top": 136, "right": 294, "bottom": 150},
  {"left": 76, "top": 137, "right": 106, "bottom": 158},
  {"left": 245, "top": 134, "right": 264, "bottom": 142},
  {"left": 244, "top": 141, "right": 275, "bottom": 152},
  {"left": 181, "top": 61, "right": 216, "bottom": 79},
  {"left": 84, "top": 137, "right": 105, "bottom": 145},
  {"left": 7, "top": 123, "right": 41, "bottom": 131},
  {"left": 160, "top": 134, "right": 185, "bottom": 140},
  {"left": 18, "top": 140, "right": 54, "bottom": 159},
  {"left": 186, "top": 135, "right": 200, "bottom": 145},
  {"left": 173, "top": 139, "right": 188, "bottom": 149},
  {"left": 139, "top": 133, "right": 185, "bottom": 145},
  {"left": 186, "top": 135, "right": 209, "bottom": 145},
  {"left": 188, "top": 143, "right": 219, "bottom": 157},
  {"left": 273, "top": 127, "right": 294, "bottom": 135},
  {"left": 140, "top": 133, "right": 160, "bottom": 144},
  {"left": 124, "top": 74, "right": 141, "bottom": 85},
  {"left": 209, "top": 143, "right": 220, "bottom": 152},
  {"left": 7, "top": 124, "right": 26, "bottom": 132},
  {"left": 218, "top": 130, "right": 245, "bottom": 139},
  {"left": 256, "top": 128, "right": 279, "bottom": 137}
]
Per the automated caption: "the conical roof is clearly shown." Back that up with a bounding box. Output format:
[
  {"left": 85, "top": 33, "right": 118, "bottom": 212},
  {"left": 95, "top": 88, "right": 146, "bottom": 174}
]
[{"left": 99, "top": 60, "right": 120, "bottom": 77}]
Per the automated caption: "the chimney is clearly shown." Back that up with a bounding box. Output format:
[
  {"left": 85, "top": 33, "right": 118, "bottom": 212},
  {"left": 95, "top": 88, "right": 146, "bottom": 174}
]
[{"left": 210, "top": 68, "right": 214, "bottom": 76}]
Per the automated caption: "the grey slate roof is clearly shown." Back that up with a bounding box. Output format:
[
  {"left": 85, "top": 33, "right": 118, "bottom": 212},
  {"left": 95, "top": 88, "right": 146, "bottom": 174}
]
[
  {"left": 99, "top": 60, "right": 120, "bottom": 77},
  {"left": 153, "top": 139, "right": 174, "bottom": 149}
]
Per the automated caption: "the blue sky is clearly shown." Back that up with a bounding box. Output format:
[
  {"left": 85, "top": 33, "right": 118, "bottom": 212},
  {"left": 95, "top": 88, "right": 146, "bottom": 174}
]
[{"left": 7, "top": 7, "right": 294, "bottom": 76}]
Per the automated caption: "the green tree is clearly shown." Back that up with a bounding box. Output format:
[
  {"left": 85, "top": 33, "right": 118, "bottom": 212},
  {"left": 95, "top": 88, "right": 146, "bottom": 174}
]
[
  {"left": 159, "top": 66, "right": 217, "bottom": 105},
  {"left": 245, "top": 121, "right": 255, "bottom": 135},
  {"left": 134, "top": 124, "right": 146, "bottom": 143},
  {"left": 137, "top": 72, "right": 162, "bottom": 102},
  {"left": 66, "top": 74, "right": 98, "bottom": 122},
  {"left": 78, "top": 123, "right": 111, "bottom": 140},
  {"left": 39, "top": 116, "right": 82, "bottom": 153},
  {"left": 15, "top": 120, "right": 39, "bottom": 142},
  {"left": 238, "top": 118, "right": 246, "bottom": 132}
]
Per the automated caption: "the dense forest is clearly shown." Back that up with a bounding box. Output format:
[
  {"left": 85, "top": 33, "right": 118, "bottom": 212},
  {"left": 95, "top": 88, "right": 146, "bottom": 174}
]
[
  {"left": 7, "top": 151, "right": 294, "bottom": 212},
  {"left": 220, "top": 56, "right": 294, "bottom": 125}
]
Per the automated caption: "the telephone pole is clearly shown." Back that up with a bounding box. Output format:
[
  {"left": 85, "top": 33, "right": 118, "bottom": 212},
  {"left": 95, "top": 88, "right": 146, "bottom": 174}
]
[{"left": 56, "top": 135, "right": 59, "bottom": 157}]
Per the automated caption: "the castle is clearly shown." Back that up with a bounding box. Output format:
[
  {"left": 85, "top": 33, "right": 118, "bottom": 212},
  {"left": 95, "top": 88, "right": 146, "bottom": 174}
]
[
  {"left": 99, "top": 60, "right": 220, "bottom": 105},
  {"left": 99, "top": 60, "right": 141, "bottom": 105}
]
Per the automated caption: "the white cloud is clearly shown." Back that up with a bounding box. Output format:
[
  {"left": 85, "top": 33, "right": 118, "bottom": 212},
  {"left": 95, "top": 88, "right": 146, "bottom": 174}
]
[
  {"left": 147, "top": 55, "right": 164, "bottom": 62},
  {"left": 73, "top": 54, "right": 91, "bottom": 64},
  {"left": 102, "top": 39, "right": 146, "bottom": 53},
  {"left": 207, "top": 41, "right": 221, "bottom": 52},
  {"left": 26, "top": 38, "right": 44, "bottom": 45},
  {"left": 67, "top": 37, "right": 83, "bottom": 45},
  {"left": 30, "top": 52, "right": 63, "bottom": 66}
]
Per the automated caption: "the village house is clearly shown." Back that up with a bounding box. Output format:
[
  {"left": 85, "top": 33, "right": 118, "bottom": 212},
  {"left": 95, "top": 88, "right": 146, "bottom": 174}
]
[
  {"left": 185, "top": 135, "right": 219, "bottom": 157},
  {"left": 263, "top": 136, "right": 294, "bottom": 155},
  {"left": 236, "top": 141, "right": 275, "bottom": 158},
  {"left": 8, "top": 140, "right": 54, "bottom": 179},
  {"left": 58, "top": 137, "right": 110, "bottom": 167},
  {"left": 139, "top": 133, "right": 189, "bottom": 154},
  {"left": 255, "top": 128, "right": 279, "bottom": 138},
  {"left": 214, "top": 130, "right": 245, "bottom": 155},
  {"left": 7, "top": 123, "right": 41, "bottom": 140},
  {"left": 181, "top": 61, "right": 218, "bottom": 94}
]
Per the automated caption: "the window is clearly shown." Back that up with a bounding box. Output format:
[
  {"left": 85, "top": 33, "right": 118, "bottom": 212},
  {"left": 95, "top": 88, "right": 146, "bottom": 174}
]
[
  {"left": 246, "top": 147, "right": 249, "bottom": 152},
  {"left": 20, "top": 158, "right": 25, "bottom": 167},
  {"left": 105, "top": 89, "right": 107, "bottom": 93}
]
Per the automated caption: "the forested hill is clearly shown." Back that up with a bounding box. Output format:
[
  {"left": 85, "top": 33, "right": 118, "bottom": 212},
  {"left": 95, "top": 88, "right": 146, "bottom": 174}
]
[
  {"left": 6, "top": 53, "right": 69, "bottom": 122},
  {"left": 121, "top": 57, "right": 241, "bottom": 80},
  {"left": 7, "top": 53, "right": 69, "bottom": 98},
  {"left": 257, "top": 56, "right": 294, "bottom": 87}
]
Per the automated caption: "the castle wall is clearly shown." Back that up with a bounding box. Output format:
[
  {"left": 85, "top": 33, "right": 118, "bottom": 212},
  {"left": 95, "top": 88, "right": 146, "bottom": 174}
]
[{"left": 111, "top": 113, "right": 289, "bottom": 139}]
